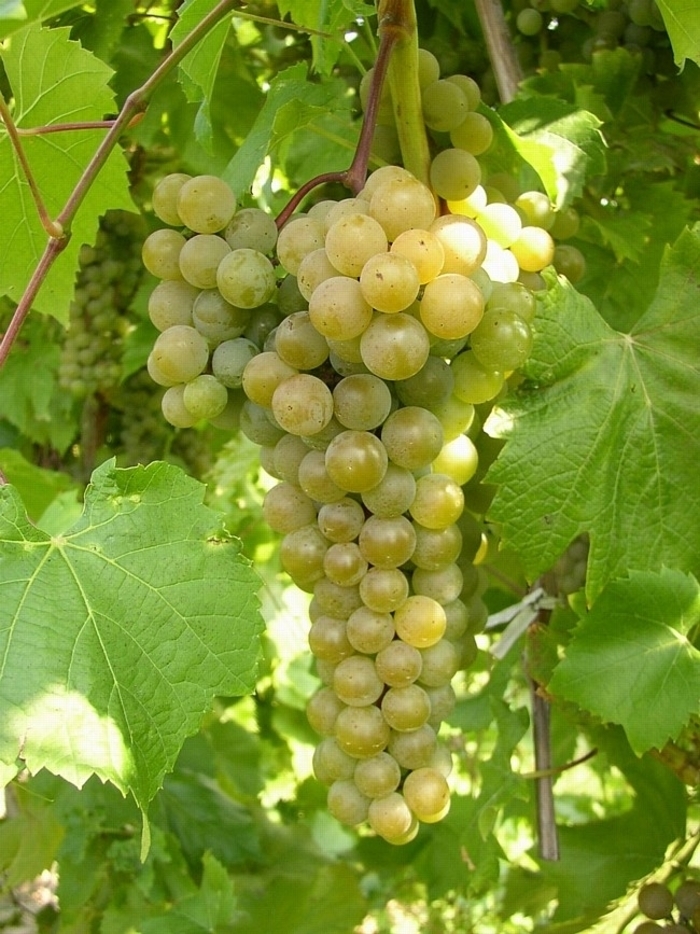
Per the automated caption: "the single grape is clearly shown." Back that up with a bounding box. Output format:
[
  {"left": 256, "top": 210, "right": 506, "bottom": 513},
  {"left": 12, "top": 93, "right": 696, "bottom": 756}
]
[
  {"left": 211, "top": 337, "right": 259, "bottom": 388},
  {"left": 334, "top": 704, "right": 391, "bottom": 758},
  {"left": 325, "top": 214, "right": 389, "bottom": 277},
  {"left": 333, "top": 373, "right": 393, "bottom": 431},
  {"left": 422, "top": 79, "right": 469, "bottom": 131},
  {"left": 675, "top": 880, "right": 700, "bottom": 917},
  {"left": 517, "top": 8, "right": 544, "bottom": 35},
  {"left": 216, "top": 248, "right": 276, "bottom": 308},
  {"left": 346, "top": 606, "right": 395, "bottom": 655},
  {"left": 241, "top": 351, "right": 298, "bottom": 407},
  {"left": 142, "top": 228, "right": 186, "bottom": 280},
  {"left": 360, "top": 252, "right": 421, "bottom": 313},
  {"left": 359, "top": 567, "right": 410, "bottom": 614},
  {"left": 271, "top": 373, "right": 334, "bottom": 436},
  {"left": 360, "top": 312, "right": 430, "bottom": 381},
  {"left": 380, "top": 405, "right": 444, "bottom": 471},
  {"left": 327, "top": 779, "right": 371, "bottom": 826},
  {"left": 224, "top": 207, "right": 278, "bottom": 253},
  {"left": 394, "top": 595, "right": 447, "bottom": 648},
  {"left": 193, "top": 289, "right": 250, "bottom": 344},
  {"left": 430, "top": 148, "right": 481, "bottom": 202},
  {"left": 323, "top": 542, "right": 368, "bottom": 588},
  {"left": 470, "top": 309, "right": 533, "bottom": 371},
  {"left": 375, "top": 640, "right": 423, "bottom": 688},
  {"left": 308, "top": 276, "right": 373, "bottom": 342},
  {"left": 182, "top": 374, "right": 228, "bottom": 421},
  {"left": 178, "top": 234, "right": 230, "bottom": 290},
  {"left": 369, "top": 176, "right": 437, "bottom": 240},
  {"left": 151, "top": 325, "right": 209, "bottom": 383},
  {"left": 638, "top": 883, "right": 674, "bottom": 920},
  {"left": 152, "top": 172, "right": 192, "bottom": 226},
  {"left": 325, "top": 430, "right": 389, "bottom": 493},
  {"left": 358, "top": 515, "right": 417, "bottom": 569},
  {"left": 262, "top": 481, "right": 317, "bottom": 534},
  {"left": 420, "top": 273, "right": 485, "bottom": 340},
  {"left": 177, "top": 174, "right": 236, "bottom": 233},
  {"left": 450, "top": 111, "right": 494, "bottom": 155},
  {"left": 161, "top": 385, "right": 198, "bottom": 428},
  {"left": 402, "top": 767, "right": 450, "bottom": 822},
  {"left": 317, "top": 498, "right": 366, "bottom": 543},
  {"left": 312, "top": 737, "right": 356, "bottom": 784},
  {"left": 307, "top": 686, "right": 345, "bottom": 735},
  {"left": 333, "top": 654, "right": 385, "bottom": 707},
  {"left": 430, "top": 215, "right": 486, "bottom": 276},
  {"left": 353, "top": 752, "right": 402, "bottom": 798},
  {"left": 148, "top": 279, "right": 198, "bottom": 331}
]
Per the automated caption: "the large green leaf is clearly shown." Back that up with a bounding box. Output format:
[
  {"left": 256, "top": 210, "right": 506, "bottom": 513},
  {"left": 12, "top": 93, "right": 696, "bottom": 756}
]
[
  {"left": 549, "top": 569, "right": 700, "bottom": 754},
  {"left": 0, "top": 0, "right": 83, "bottom": 37},
  {"left": 0, "top": 25, "right": 133, "bottom": 320},
  {"left": 0, "top": 460, "right": 263, "bottom": 808},
  {"left": 656, "top": 0, "right": 700, "bottom": 66},
  {"left": 486, "top": 224, "right": 700, "bottom": 599}
]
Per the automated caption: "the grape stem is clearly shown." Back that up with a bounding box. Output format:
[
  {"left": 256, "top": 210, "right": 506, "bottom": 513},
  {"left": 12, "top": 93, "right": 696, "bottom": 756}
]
[
  {"left": 530, "top": 678, "right": 560, "bottom": 861},
  {"left": 275, "top": 18, "right": 399, "bottom": 227},
  {"left": 473, "top": 0, "right": 523, "bottom": 104},
  {"left": 15, "top": 113, "right": 145, "bottom": 136},
  {"left": 0, "top": 0, "right": 239, "bottom": 370}
]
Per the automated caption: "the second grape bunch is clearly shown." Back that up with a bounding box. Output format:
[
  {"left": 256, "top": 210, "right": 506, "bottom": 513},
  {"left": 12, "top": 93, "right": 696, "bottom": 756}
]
[{"left": 141, "top": 49, "right": 580, "bottom": 843}]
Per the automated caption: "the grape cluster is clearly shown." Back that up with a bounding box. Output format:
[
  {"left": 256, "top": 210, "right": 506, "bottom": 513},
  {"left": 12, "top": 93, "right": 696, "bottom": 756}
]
[
  {"left": 58, "top": 211, "right": 144, "bottom": 399},
  {"left": 141, "top": 51, "right": 588, "bottom": 841},
  {"left": 633, "top": 880, "right": 700, "bottom": 934}
]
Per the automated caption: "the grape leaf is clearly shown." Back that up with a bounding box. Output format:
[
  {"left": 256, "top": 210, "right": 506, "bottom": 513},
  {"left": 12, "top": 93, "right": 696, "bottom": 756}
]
[
  {"left": 655, "top": 0, "right": 700, "bottom": 67},
  {"left": 0, "top": 460, "right": 263, "bottom": 809},
  {"left": 0, "top": 0, "right": 83, "bottom": 37},
  {"left": 548, "top": 569, "right": 700, "bottom": 754},
  {"left": 486, "top": 224, "right": 700, "bottom": 599},
  {"left": 277, "top": 0, "right": 374, "bottom": 75},
  {"left": 222, "top": 64, "right": 349, "bottom": 196},
  {"left": 140, "top": 853, "right": 237, "bottom": 934},
  {"left": 171, "top": 0, "right": 232, "bottom": 153},
  {"left": 0, "top": 25, "right": 133, "bottom": 320},
  {"left": 0, "top": 448, "right": 75, "bottom": 520}
]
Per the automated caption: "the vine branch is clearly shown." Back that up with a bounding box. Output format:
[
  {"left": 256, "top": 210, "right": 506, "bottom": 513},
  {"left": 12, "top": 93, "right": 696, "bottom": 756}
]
[
  {"left": 473, "top": 0, "right": 523, "bottom": 104},
  {"left": 0, "top": 0, "right": 239, "bottom": 370}
]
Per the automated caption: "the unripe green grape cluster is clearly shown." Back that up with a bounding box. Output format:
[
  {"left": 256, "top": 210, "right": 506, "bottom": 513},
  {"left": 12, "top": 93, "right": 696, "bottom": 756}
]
[
  {"left": 141, "top": 54, "right": 587, "bottom": 842},
  {"left": 58, "top": 211, "right": 144, "bottom": 399}
]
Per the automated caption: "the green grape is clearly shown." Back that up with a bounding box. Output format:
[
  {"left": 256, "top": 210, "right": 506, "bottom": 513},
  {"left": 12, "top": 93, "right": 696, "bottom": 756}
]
[
  {"left": 353, "top": 752, "right": 402, "bottom": 798},
  {"left": 241, "top": 351, "right": 298, "bottom": 407},
  {"left": 325, "top": 214, "right": 389, "bottom": 277},
  {"left": 317, "top": 498, "right": 366, "bottom": 543},
  {"left": 402, "top": 767, "right": 450, "bottom": 822},
  {"left": 239, "top": 399, "right": 285, "bottom": 446},
  {"left": 333, "top": 654, "right": 385, "bottom": 707},
  {"left": 334, "top": 704, "right": 391, "bottom": 758},
  {"left": 445, "top": 73, "right": 481, "bottom": 110},
  {"left": 425, "top": 683, "right": 457, "bottom": 726},
  {"left": 152, "top": 172, "right": 192, "bottom": 226},
  {"left": 361, "top": 463, "right": 417, "bottom": 519},
  {"left": 216, "top": 248, "right": 276, "bottom": 309},
  {"left": 360, "top": 312, "right": 430, "bottom": 381},
  {"left": 325, "top": 429, "right": 389, "bottom": 493},
  {"left": 451, "top": 350, "right": 504, "bottom": 404},
  {"left": 358, "top": 515, "right": 417, "bottom": 569},
  {"left": 361, "top": 165, "right": 413, "bottom": 200},
  {"left": 271, "top": 373, "right": 334, "bottom": 436},
  {"left": 307, "top": 686, "right": 345, "bottom": 735},
  {"left": 375, "top": 640, "right": 423, "bottom": 688},
  {"left": 359, "top": 567, "right": 410, "bottom": 613},
  {"left": 273, "top": 311, "right": 330, "bottom": 371},
  {"left": 447, "top": 184, "right": 488, "bottom": 218},
  {"left": 486, "top": 280, "right": 537, "bottom": 322},
  {"left": 388, "top": 723, "right": 438, "bottom": 770},
  {"left": 142, "top": 228, "right": 186, "bottom": 280},
  {"left": 298, "top": 449, "right": 346, "bottom": 504},
  {"left": 161, "top": 384, "right": 198, "bottom": 428},
  {"left": 430, "top": 215, "right": 486, "bottom": 276},
  {"left": 430, "top": 148, "right": 481, "bottom": 202},
  {"left": 368, "top": 175, "right": 437, "bottom": 240},
  {"left": 475, "top": 203, "right": 523, "bottom": 248},
  {"left": 432, "top": 434, "right": 479, "bottom": 485},
  {"left": 313, "top": 577, "right": 363, "bottom": 620},
  {"left": 151, "top": 325, "right": 209, "bottom": 383},
  {"left": 412, "top": 523, "right": 463, "bottom": 571},
  {"left": 182, "top": 374, "right": 228, "bottom": 421},
  {"left": 380, "top": 405, "right": 444, "bottom": 471},
  {"left": 211, "top": 337, "right": 258, "bottom": 388},
  {"left": 553, "top": 244, "right": 587, "bottom": 283},
  {"left": 394, "top": 595, "right": 447, "bottom": 648},
  {"left": 517, "top": 7, "right": 544, "bottom": 35},
  {"left": 262, "top": 481, "right": 317, "bottom": 534},
  {"left": 515, "top": 191, "right": 555, "bottom": 229},
  {"left": 312, "top": 737, "right": 357, "bottom": 784},
  {"left": 323, "top": 542, "right": 368, "bottom": 588},
  {"left": 395, "top": 355, "right": 454, "bottom": 409},
  {"left": 176, "top": 174, "right": 236, "bottom": 234},
  {"left": 276, "top": 215, "right": 325, "bottom": 275},
  {"left": 327, "top": 779, "right": 371, "bottom": 826},
  {"left": 413, "top": 563, "right": 464, "bottom": 604},
  {"left": 333, "top": 373, "right": 393, "bottom": 431},
  {"left": 410, "top": 473, "right": 464, "bottom": 531},
  {"left": 417, "top": 639, "right": 460, "bottom": 688},
  {"left": 390, "top": 228, "right": 445, "bottom": 284},
  {"left": 280, "top": 523, "right": 329, "bottom": 588},
  {"left": 146, "top": 352, "right": 178, "bottom": 388},
  {"left": 632, "top": 922, "right": 664, "bottom": 933},
  {"left": 450, "top": 111, "right": 494, "bottom": 155},
  {"left": 297, "top": 248, "right": 342, "bottom": 301},
  {"left": 224, "top": 207, "right": 278, "bottom": 253},
  {"left": 308, "top": 276, "right": 373, "bottom": 342},
  {"left": 549, "top": 206, "right": 580, "bottom": 240},
  {"left": 432, "top": 393, "right": 476, "bottom": 441},
  {"left": 470, "top": 309, "right": 533, "bottom": 371},
  {"left": 368, "top": 791, "right": 414, "bottom": 840},
  {"left": 178, "top": 233, "right": 230, "bottom": 290},
  {"left": 346, "top": 606, "right": 395, "bottom": 654},
  {"left": 359, "top": 252, "right": 421, "bottom": 313},
  {"left": 420, "top": 273, "right": 485, "bottom": 340},
  {"left": 244, "top": 303, "right": 282, "bottom": 347},
  {"left": 192, "top": 289, "right": 250, "bottom": 343},
  {"left": 381, "top": 684, "right": 431, "bottom": 732},
  {"left": 272, "top": 433, "right": 309, "bottom": 485},
  {"left": 417, "top": 47, "right": 441, "bottom": 86},
  {"left": 511, "top": 226, "right": 555, "bottom": 272},
  {"left": 148, "top": 279, "right": 198, "bottom": 331},
  {"left": 481, "top": 241, "right": 520, "bottom": 284},
  {"left": 422, "top": 79, "right": 469, "bottom": 131},
  {"left": 323, "top": 196, "right": 371, "bottom": 232}
]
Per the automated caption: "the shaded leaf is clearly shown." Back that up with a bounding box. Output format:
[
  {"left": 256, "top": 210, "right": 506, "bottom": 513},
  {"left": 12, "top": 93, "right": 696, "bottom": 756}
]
[
  {"left": 141, "top": 852, "right": 237, "bottom": 934},
  {"left": 0, "top": 460, "right": 263, "bottom": 808},
  {"left": 656, "top": 0, "right": 700, "bottom": 66}
]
